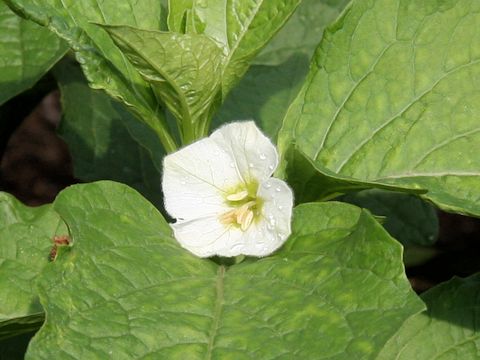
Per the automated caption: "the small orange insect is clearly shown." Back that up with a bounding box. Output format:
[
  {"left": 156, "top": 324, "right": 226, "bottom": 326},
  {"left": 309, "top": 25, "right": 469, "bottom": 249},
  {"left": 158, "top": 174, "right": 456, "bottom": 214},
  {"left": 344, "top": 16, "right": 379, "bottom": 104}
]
[{"left": 49, "top": 235, "right": 70, "bottom": 261}]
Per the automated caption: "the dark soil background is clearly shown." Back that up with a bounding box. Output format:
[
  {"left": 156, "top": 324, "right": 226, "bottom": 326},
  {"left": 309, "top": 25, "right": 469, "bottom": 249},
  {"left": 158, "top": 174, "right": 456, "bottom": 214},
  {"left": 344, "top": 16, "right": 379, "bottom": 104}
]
[{"left": 1, "top": 90, "right": 480, "bottom": 293}]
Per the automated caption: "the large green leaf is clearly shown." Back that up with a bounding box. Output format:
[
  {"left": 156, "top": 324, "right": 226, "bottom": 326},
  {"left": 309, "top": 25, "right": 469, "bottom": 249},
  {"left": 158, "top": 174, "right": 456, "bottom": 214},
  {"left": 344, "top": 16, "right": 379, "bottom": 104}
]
[
  {"left": 167, "top": 0, "right": 302, "bottom": 95},
  {"left": 278, "top": 0, "right": 480, "bottom": 216},
  {"left": 54, "top": 60, "right": 164, "bottom": 208},
  {"left": 0, "top": 193, "right": 66, "bottom": 339},
  {"left": 27, "top": 181, "right": 423, "bottom": 359},
  {"left": 254, "top": 0, "right": 351, "bottom": 66},
  {"left": 0, "top": 2, "right": 66, "bottom": 105},
  {"left": 103, "top": 26, "right": 224, "bottom": 143},
  {"left": 378, "top": 274, "right": 480, "bottom": 359},
  {"left": 4, "top": 0, "right": 177, "bottom": 152}
]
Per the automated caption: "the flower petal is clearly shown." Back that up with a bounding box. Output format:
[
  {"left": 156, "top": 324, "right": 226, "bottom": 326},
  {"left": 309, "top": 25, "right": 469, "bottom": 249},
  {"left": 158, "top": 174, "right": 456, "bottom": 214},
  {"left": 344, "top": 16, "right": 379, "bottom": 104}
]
[
  {"left": 162, "top": 137, "right": 242, "bottom": 220},
  {"left": 171, "top": 217, "right": 245, "bottom": 257},
  {"left": 211, "top": 121, "right": 278, "bottom": 183}
]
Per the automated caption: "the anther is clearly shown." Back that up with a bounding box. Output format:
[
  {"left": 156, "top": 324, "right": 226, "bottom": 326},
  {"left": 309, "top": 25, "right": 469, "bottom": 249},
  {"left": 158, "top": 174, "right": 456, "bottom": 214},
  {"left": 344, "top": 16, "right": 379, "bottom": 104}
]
[{"left": 226, "top": 190, "right": 249, "bottom": 201}]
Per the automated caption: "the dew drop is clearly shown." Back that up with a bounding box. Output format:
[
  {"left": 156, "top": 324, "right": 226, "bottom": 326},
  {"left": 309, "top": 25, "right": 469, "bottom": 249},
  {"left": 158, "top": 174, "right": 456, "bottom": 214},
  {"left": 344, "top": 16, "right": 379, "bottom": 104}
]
[
  {"left": 229, "top": 162, "right": 235, "bottom": 168},
  {"left": 268, "top": 165, "right": 275, "bottom": 170},
  {"left": 259, "top": 153, "right": 266, "bottom": 160},
  {"left": 264, "top": 183, "right": 272, "bottom": 189},
  {"left": 249, "top": 163, "right": 254, "bottom": 168},
  {"left": 275, "top": 187, "right": 281, "bottom": 192},
  {"left": 278, "top": 205, "right": 283, "bottom": 210}
]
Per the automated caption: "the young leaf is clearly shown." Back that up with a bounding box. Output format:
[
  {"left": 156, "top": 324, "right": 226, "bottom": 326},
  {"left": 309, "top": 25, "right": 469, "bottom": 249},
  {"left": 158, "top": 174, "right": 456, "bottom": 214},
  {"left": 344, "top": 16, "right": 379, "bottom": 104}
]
[
  {"left": 102, "top": 26, "right": 224, "bottom": 143},
  {"left": 168, "top": 0, "right": 303, "bottom": 95},
  {"left": 4, "top": 0, "right": 177, "bottom": 152},
  {"left": 0, "top": 193, "right": 66, "bottom": 339},
  {"left": 26, "top": 181, "right": 423, "bottom": 359},
  {"left": 278, "top": 0, "right": 480, "bottom": 216},
  {"left": 378, "top": 274, "right": 480, "bottom": 359},
  {"left": 54, "top": 60, "right": 164, "bottom": 208},
  {"left": 0, "top": 2, "right": 66, "bottom": 105}
]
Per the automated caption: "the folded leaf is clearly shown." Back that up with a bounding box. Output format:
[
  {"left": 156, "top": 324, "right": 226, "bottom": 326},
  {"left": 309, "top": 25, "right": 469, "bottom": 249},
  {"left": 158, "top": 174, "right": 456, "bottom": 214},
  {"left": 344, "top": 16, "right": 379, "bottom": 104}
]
[
  {"left": 27, "top": 181, "right": 423, "bottom": 359},
  {"left": 0, "top": 2, "right": 66, "bottom": 105},
  {"left": 102, "top": 26, "right": 224, "bottom": 143},
  {"left": 378, "top": 274, "right": 480, "bottom": 359},
  {"left": 0, "top": 193, "right": 66, "bottom": 339},
  {"left": 278, "top": 0, "right": 480, "bottom": 216}
]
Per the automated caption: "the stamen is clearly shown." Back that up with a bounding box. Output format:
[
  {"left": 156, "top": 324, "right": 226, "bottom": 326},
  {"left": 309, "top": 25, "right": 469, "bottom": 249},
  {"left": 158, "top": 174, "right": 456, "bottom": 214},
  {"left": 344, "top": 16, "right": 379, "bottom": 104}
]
[
  {"left": 236, "top": 204, "right": 250, "bottom": 225},
  {"left": 219, "top": 201, "right": 257, "bottom": 231},
  {"left": 219, "top": 209, "right": 236, "bottom": 224},
  {"left": 241, "top": 210, "right": 254, "bottom": 231},
  {"left": 226, "top": 190, "right": 249, "bottom": 201}
]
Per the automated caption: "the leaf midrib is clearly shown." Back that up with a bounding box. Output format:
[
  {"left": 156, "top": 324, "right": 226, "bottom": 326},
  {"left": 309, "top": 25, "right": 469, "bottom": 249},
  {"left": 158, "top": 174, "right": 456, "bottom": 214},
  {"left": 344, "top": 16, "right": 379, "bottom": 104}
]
[{"left": 206, "top": 265, "right": 225, "bottom": 360}]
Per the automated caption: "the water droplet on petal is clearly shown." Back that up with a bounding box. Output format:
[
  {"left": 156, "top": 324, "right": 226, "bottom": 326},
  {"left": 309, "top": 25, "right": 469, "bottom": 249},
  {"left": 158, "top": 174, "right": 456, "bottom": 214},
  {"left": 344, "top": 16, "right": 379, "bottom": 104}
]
[
  {"left": 249, "top": 163, "right": 254, "bottom": 168},
  {"left": 259, "top": 153, "right": 266, "bottom": 160},
  {"left": 275, "top": 187, "right": 281, "bottom": 192},
  {"left": 268, "top": 165, "right": 275, "bottom": 170},
  {"left": 265, "top": 183, "right": 272, "bottom": 189},
  {"left": 229, "top": 162, "right": 235, "bottom": 168},
  {"left": 278, "top": 205, "right": 283, "bottom": 210}
]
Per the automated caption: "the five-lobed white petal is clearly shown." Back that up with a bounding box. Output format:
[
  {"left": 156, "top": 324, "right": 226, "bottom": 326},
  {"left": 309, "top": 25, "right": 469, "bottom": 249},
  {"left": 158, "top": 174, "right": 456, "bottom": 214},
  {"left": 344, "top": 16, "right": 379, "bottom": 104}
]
[{"left": 162, "top": 121, "right": 293, "bottom": 257}]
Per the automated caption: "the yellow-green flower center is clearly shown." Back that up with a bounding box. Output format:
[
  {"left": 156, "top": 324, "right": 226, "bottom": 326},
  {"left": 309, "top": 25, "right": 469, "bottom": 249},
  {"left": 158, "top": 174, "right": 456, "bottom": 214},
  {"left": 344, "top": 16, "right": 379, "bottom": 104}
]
[{"left": 219, "top": 183, "right": 262, "bottom": 231}]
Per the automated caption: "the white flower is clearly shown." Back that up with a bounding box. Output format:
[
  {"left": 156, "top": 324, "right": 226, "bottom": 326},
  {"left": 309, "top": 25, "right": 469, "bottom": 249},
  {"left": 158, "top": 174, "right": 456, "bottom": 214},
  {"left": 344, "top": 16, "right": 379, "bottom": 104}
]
[{"left": 162, "top": 121, "right": 293, "bottom": 257}]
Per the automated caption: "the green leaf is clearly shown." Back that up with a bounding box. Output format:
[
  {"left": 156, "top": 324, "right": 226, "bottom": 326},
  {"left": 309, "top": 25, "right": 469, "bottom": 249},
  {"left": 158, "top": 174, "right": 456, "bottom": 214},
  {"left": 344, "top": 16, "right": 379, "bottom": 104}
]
[
  {"left": 4, "top": 0, "right": 177, "bottom": 152},
  {"left": 254, "top": 0, "right": 351, "bottom": 66},
  {"left": 168, "top": 0, "right": 303, "bottom": 95},
  {"left": 215, "top": 54, "right": 310, "bottom": 140},
  {"left": 280, "top": 147, "right": 425, "bottom": 204},
  {"left": 0, "top": 193, "right": 66, "bottom": 339},
  {"left": 378, "top": 274, "right": 480, "bottom": 359},
  {"left": 342, "top": 189, "right": 438, "bottom": 247},
  {"left": 54, "top": 60, "right": 164, "bottom": 208},
  {"left": 278, "top": 0, "right": 480, "bottom": 216},
  {"left": 0, "top": 2, "right": 66, "bottom": 105},
  {"left": 102, "top": 26, "right": 224, "bottom": 143},
  {"left": 27, "top": 181, "right": 423, "bottom": 359}
]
